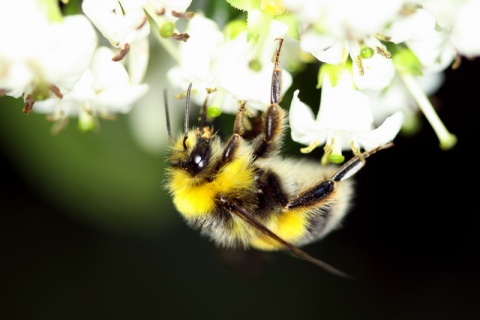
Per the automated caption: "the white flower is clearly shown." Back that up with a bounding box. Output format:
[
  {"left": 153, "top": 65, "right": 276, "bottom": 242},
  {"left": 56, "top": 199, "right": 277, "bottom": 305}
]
[
  {"left": 82, "top": 0, "right": 193, "bottom": 83},
  {"left": 82, "top": 0, "right": 149, "bottom": 51},
  {"left": 34, "top": 47, "right": 148, "bottom": 132},
  {"left": 289, "top": 69, "right": 403, "bottom": 162},
  {"left": 285, "top": 0, "right": 405, "bottom": 90},
  {"left": 407, "top": 0, "right": 480, "bottom": 67},
  {"left": 0, "top": 1, "right": 97, "bottom": 109},
  {"left": 451, "top": 0, "right": 480, "bottom": 56},
  {"left": 167, "top": 14, "right": 292, "bottom": 114},
  {"left": 82, "top": 0, "right": 150, "bottom": 83},
  {"left": 144, "top": 0, "right": 194, "bottom": 25}
]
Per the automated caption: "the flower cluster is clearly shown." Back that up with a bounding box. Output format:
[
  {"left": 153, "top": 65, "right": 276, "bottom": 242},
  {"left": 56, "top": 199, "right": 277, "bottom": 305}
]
[
  {"left": 1, "top": 0, "right": 479, "bottom": 159},
  {"left": 279, "top": 0, "right": 477, "bottom": 161},
  {"left": 0, "top": 0, "right": 192, "bottom": 132}
]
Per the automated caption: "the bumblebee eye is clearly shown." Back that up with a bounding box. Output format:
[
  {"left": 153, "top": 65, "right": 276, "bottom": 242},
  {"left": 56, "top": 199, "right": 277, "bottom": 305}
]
[{"left": 188, "top": 138, "right": 211, "bottom": 174}]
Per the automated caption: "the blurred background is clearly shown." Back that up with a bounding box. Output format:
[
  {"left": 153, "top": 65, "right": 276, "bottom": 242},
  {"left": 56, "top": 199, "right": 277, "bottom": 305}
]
[{"left": 2, "top": 13, "right": 480, "bottom": 320}]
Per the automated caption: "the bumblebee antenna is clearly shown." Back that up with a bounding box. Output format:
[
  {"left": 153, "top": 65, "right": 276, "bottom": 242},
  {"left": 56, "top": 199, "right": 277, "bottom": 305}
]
[
  {"left": 164, "top": 88, "right": 173, "bottom": 142},
  {"left": 183, "top": 83, "right": 193, "bottom": 149},
  {"left": 198, "top": 96, "right": 208, "bottom": 131}
]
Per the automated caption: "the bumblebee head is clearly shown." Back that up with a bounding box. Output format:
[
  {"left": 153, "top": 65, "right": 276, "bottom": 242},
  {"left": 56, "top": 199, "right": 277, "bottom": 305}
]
[
  {"left": 166, "top": 84, "right": 220, "bottom": 178},
  {"left": 171, "top": 128, "right": 216, "bottom": 177}
]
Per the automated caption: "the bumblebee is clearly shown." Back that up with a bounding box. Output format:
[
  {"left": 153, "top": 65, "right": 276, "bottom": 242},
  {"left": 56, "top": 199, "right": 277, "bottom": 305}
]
[{"left": 165, "top": 40, "right": 391, "bottom": 277}]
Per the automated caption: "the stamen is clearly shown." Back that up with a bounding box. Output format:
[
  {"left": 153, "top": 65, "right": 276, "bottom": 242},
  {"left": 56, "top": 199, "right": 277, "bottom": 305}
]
[
  {"left": 172, "top": 33, "right": 190, "bottom": 42},
  {"left": 321, "top": 142, "right": 332, "bottom": 165},
  {"left": 300, "top": 140, "right": 319, "bottom": 154},
  {"left": 349, "top": 140, "right": 362, "bottom": 158},
  {"left": 84, "top": 104, "right": 95, "bottom": 116},
  {"left": 49, "top": 85, "right": 63, "bottom": 99},
  {"left": 46, "top": 108, "right": 63, "bottom": 122},
  {"left": 355, "top": 56, "right": 364, "bottom": 76},
  {"left": 172, "top": 11, "right": 195, "bottom": 20},
  {"left": 174, "top": 87, "right": 196, "bottom": 100},
  {"left": 375, "top": 33, "right": 391, "bottom": 42},
  {"left": 136, "top": 16, "right": 148, "bottom": 30},
  {"left": 206, "top": 87, "right": 217, "bottom": 94},
  {"left": 400, "top": 73, "right": 457, "bottom": 150},
  {"left": 112, "top": 43, "right": 130, "bottom": 61},
  {"left": 50, "top": 117, "right": 69, "bottom": 135},
  {"left": 23, "top": 95, "right": 34, "bottom": 114},
  {"left": 452, "top": 54, "right": 462, "bottom": 70},
  {"left": 376, "top": 46, "right": 392, "bottom": 59}
]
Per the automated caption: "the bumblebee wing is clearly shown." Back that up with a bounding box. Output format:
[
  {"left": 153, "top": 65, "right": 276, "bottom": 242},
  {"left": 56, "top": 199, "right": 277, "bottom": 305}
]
[{"left": 228, "top": 202, "right": 353, "bottom": 279}]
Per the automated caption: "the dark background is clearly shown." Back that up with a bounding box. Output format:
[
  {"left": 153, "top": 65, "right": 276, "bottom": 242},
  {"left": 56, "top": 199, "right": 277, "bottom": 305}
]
[{"left": 1, "top": 55, "right": 479, "bottom": 319}]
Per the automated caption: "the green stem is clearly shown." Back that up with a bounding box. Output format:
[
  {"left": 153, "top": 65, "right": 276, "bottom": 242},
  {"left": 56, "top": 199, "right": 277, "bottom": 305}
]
[{"left": 400, "top": 73, "right": 457, "bottom": 150}]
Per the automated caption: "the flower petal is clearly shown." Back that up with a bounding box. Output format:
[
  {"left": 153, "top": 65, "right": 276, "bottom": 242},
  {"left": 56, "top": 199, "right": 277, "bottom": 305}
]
[
  {"left": 356, "top": 111, "right": 404, "bottom": 150},
  {"left": 318, "top": 72, "right": 373, "bottom": 132},
  {"left": 289, "top": 90, "right": 327, "bottom": 146}
]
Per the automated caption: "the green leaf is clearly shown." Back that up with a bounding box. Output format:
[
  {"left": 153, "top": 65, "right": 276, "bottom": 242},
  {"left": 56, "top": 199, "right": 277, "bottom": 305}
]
[{"left": 226, "top": 0, "right": 259, "bottom": 11}]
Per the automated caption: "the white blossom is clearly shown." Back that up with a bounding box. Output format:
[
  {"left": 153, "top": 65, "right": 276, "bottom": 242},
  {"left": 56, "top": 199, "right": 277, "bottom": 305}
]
[
  {"left": 82, "top": 0, "right": 150, "bottom": 82},
  {"left": 34, "top": 47, "right": 148, "bottom": 132},
  {"left": 167, "top": 14, "right": 292, "bottom": 114},
  {"left": 398, "top": 0, "right": 480, "bottom": 69},
  {"left": 285, "top": 0, "right": 405, "bottom": 90},
  {"left": 289, "top": 69, "right": 404, "bottom": 160},
  {"left": 0, "top": 1, "right": 97, "bottom": 107}
]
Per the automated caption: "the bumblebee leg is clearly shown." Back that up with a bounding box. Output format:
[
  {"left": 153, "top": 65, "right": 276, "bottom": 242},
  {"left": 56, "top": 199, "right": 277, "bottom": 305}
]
[
  {"left": 288, "top": 180, "right": 335, "bottom": 209},
  {"left": 331, "top": 143, "right": 394, "bottom": 182},
  {"left": 220, "top": 196, "right": 351, "bottom": 278},
  {"left": 270, "top": 38, "right": 284, "bottom": 106},
  {"left": 251, "top": 103, "right": 286, "bottom": 160},
  {"left": 222, "top": 103, "right": 247, "bottom": 163},
  {"left": 252, "top": 39, "right": 286, "bottom": 160},
  {"left": 288, "top": 143, "right": 394, "bottom": 209}
]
